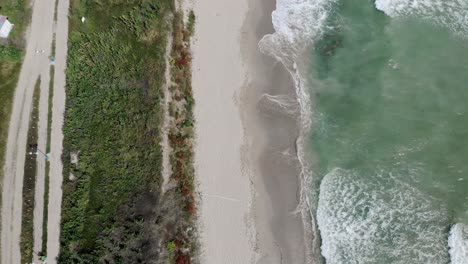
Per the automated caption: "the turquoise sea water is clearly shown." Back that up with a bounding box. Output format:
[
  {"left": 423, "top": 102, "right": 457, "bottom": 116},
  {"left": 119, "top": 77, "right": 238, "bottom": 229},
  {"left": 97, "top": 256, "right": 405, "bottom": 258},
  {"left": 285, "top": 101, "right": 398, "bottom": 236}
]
[{"left": 308, "top": 1, "right": 468, "bottom": 263}]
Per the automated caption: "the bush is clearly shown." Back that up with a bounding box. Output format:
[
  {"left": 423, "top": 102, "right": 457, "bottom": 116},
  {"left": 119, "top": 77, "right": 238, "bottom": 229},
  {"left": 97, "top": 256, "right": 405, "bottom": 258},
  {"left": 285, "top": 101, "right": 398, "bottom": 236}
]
[
  {"left": 59, "top": 0, "right": 175, "bottom": 263},
  {"left": 0, "top": 45, "right": 22, "bottom": 62}
]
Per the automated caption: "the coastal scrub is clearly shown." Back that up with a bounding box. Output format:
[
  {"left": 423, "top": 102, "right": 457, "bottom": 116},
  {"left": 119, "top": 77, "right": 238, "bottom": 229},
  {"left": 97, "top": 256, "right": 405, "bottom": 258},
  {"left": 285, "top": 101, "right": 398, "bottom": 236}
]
[{"left": 59, "top": 1, "right": 199, "bottom": 263}]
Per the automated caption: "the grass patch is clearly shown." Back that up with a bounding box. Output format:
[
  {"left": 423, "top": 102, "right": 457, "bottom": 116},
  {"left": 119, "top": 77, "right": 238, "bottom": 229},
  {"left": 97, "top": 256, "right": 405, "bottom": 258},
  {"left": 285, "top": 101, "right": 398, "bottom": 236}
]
[
  {"left": 187, "top": 10, "right": 195, "bottom": 36},
  {"left": 0, "top": 45, "right": 22, "bottom": 61},
  {"left": 0, "top": 46, "right": 24, "bottom": 178},
  {"left": 20, "top": 78, "right": 41, "bottom": 264},
  {"left": 0, "top": 58, "right": 22, "bottom": 175},
  {"left": 53, "top": 0, "right": 59, "bottom": 23}
]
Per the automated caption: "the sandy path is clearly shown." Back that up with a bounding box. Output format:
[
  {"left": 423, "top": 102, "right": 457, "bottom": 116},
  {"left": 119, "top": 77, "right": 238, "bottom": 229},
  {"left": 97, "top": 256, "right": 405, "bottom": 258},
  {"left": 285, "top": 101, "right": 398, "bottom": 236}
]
[
  {"left": 191, "top": 0, "right": 256, "bottom": 263},
  {"left": 161, "top": 21, "right": 173, "bottom": 193},
  {"left": 45, "top": 0, "right": 69, "bottom": 262},
  {"left": 0, "top": 0, "right": 57, "bottom": 263}
]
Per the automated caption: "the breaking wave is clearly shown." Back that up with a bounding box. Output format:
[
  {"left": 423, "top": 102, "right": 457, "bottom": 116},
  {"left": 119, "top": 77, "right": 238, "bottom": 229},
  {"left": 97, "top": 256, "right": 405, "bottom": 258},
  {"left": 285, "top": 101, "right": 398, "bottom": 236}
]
[
  {"left": 449, "top": 223, "right": 468, "bottom": 264},
  {"left": 259, "top": 0, "right": 339, "bottom": 129},
  {"left": 317, "top": 168, "right": 450, "bottom": 264},
  {"left": 375, "top": 0, "right": 468, "bottom": 36}
]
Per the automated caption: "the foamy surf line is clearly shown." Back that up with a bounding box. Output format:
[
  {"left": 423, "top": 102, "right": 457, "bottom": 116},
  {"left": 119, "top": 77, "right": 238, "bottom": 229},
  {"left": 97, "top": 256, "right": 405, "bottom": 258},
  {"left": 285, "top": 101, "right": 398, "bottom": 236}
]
[
  {"left": 259, "top": 0, "right": 339, "bottom": 263},
  {"left": 449, "top": 224, "right": 468, "bottom": 264},
  {"left": 317, "top": 168, "right": 451, "bottom": 263},
  {"left": 375, "top": 0, "right": 468, "bottom": 37}
]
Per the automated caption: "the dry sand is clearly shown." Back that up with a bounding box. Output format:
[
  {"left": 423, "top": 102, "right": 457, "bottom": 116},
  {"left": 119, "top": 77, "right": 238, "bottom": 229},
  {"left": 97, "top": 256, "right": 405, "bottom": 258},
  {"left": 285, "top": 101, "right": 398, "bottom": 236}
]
[
  {"left": 192, "top": 0, "right": 307, "bottom": 263},
  {"left": 192, "top": 0, "right": 255, "bottom": 262}
]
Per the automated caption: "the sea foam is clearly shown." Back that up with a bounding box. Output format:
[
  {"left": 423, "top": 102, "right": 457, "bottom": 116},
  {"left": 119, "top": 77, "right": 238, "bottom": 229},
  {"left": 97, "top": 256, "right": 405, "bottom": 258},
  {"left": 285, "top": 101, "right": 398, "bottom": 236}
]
[
  {"left": 375, "top": 0, "right": 468, "bottom": 36},
  {"left": 449, "top": 223, "right": 468, "bottom": 264},
  {"left": 259, "top": 0, "right": 337, "bottom": 127},
  {"left": 259, "top": 1, "right": 338, "bottom": 263},
  {"left": 317, "top": 168, "right": 450, "bottom": 264},
  {"left": 260, "top": 0, "right": 337, "bottom": 69}
]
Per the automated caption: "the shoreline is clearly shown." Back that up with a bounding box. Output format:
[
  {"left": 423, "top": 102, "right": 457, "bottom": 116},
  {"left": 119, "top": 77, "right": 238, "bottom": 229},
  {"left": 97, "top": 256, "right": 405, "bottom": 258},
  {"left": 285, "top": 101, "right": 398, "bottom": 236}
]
[
  {"left": 241, "top": 0, "right": 310, "bottom": 263},
  {"left": 192, "top": 0, "right": 310, "bottom": 263}
]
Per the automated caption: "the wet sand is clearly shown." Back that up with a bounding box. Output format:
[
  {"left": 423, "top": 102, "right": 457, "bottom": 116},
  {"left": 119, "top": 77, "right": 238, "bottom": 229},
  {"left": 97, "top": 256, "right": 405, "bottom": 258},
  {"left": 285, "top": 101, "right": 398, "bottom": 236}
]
[
  {"left": 241, "top": 1, "right": 307, "bottom": 263},
  {"left": 192, "top": 0, "right": 307, "bottom": 262}
]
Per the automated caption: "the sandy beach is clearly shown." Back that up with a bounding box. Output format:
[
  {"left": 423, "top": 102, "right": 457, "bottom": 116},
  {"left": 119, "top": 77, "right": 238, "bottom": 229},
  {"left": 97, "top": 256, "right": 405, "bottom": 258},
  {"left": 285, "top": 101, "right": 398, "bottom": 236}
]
[{"left": 192, "top": 0, "right": 307, "bottom": 263}]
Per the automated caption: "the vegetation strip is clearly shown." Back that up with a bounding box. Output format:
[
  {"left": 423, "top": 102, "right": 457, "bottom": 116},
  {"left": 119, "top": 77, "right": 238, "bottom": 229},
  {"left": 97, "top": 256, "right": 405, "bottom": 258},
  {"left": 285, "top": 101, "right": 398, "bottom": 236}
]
[
  {"left": 0, "top": 46, "right": 22, "bottom": 197},
  {"left": 20, "top": 78, "right": 41, "bottom": 264},
  {"left": 0, "top": 0, "right": 29, "bottom": 229},
  {"left": 165, "top": 10, "right": 198, "bottom": 263},
  {"left": 41, "top": 65, "right": 55, "bottom": 256}
]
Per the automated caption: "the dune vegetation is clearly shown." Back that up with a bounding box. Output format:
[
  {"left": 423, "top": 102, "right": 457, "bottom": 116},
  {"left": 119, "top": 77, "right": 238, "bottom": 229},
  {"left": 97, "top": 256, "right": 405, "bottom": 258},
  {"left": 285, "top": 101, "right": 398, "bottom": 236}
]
[{"left": 59, "top": 0, "right": 198, "bottom": 263}]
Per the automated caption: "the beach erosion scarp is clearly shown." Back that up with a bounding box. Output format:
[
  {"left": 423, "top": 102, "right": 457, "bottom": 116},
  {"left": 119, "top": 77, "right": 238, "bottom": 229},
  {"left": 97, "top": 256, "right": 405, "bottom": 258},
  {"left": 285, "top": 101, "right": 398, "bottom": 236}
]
[{"left": 192, "top": 0, "right": 310, "bottom": 263}]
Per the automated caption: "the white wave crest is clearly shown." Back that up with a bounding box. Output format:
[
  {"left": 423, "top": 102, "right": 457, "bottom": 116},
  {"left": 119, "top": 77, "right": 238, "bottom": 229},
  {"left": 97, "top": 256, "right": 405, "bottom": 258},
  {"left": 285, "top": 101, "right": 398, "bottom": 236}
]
[
  {"left": 375, "top": 0, "right": 468, "bottom": 36},
  {"left": 260, "top": 0, "right": 337, "bottom": 69},
  {"left": 317, "top": 168, "right": 450, "bottom": 264},
  {"left": 449, "top": 223, "right": 468, "bottom": 264}
]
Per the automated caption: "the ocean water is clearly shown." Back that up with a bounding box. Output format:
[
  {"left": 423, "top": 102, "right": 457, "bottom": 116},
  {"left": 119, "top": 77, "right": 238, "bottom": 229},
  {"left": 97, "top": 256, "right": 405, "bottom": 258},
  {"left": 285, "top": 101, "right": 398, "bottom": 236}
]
[{"left": 262, "top": 0, "right": 468, "bottom": 263}]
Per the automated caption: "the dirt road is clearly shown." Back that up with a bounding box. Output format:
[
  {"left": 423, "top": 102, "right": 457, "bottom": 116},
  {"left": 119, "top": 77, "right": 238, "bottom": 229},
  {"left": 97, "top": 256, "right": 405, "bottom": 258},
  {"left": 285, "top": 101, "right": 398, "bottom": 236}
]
[
  {"left": 0, "top": 0, "right": 69, "bottom": 263},
  {"left": 45, "top": 0, "right": 69, "bottom": 262},
  {"left": 1, "top": 0, "right": 57, "bottom": 262}
]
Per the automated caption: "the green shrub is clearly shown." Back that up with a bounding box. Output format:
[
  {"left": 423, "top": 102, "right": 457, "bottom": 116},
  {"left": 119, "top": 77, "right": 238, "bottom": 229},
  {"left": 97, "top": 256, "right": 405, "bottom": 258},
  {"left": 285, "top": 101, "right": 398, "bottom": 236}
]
[
  {"left": 187, "top": 10, "right": 195, "bottom": 35},
  {"left": 0, "top": 46, "right": 23, "bottom": 62},
  {"left": 59, "top": 0, "right": 174, "bottom": 263}
]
